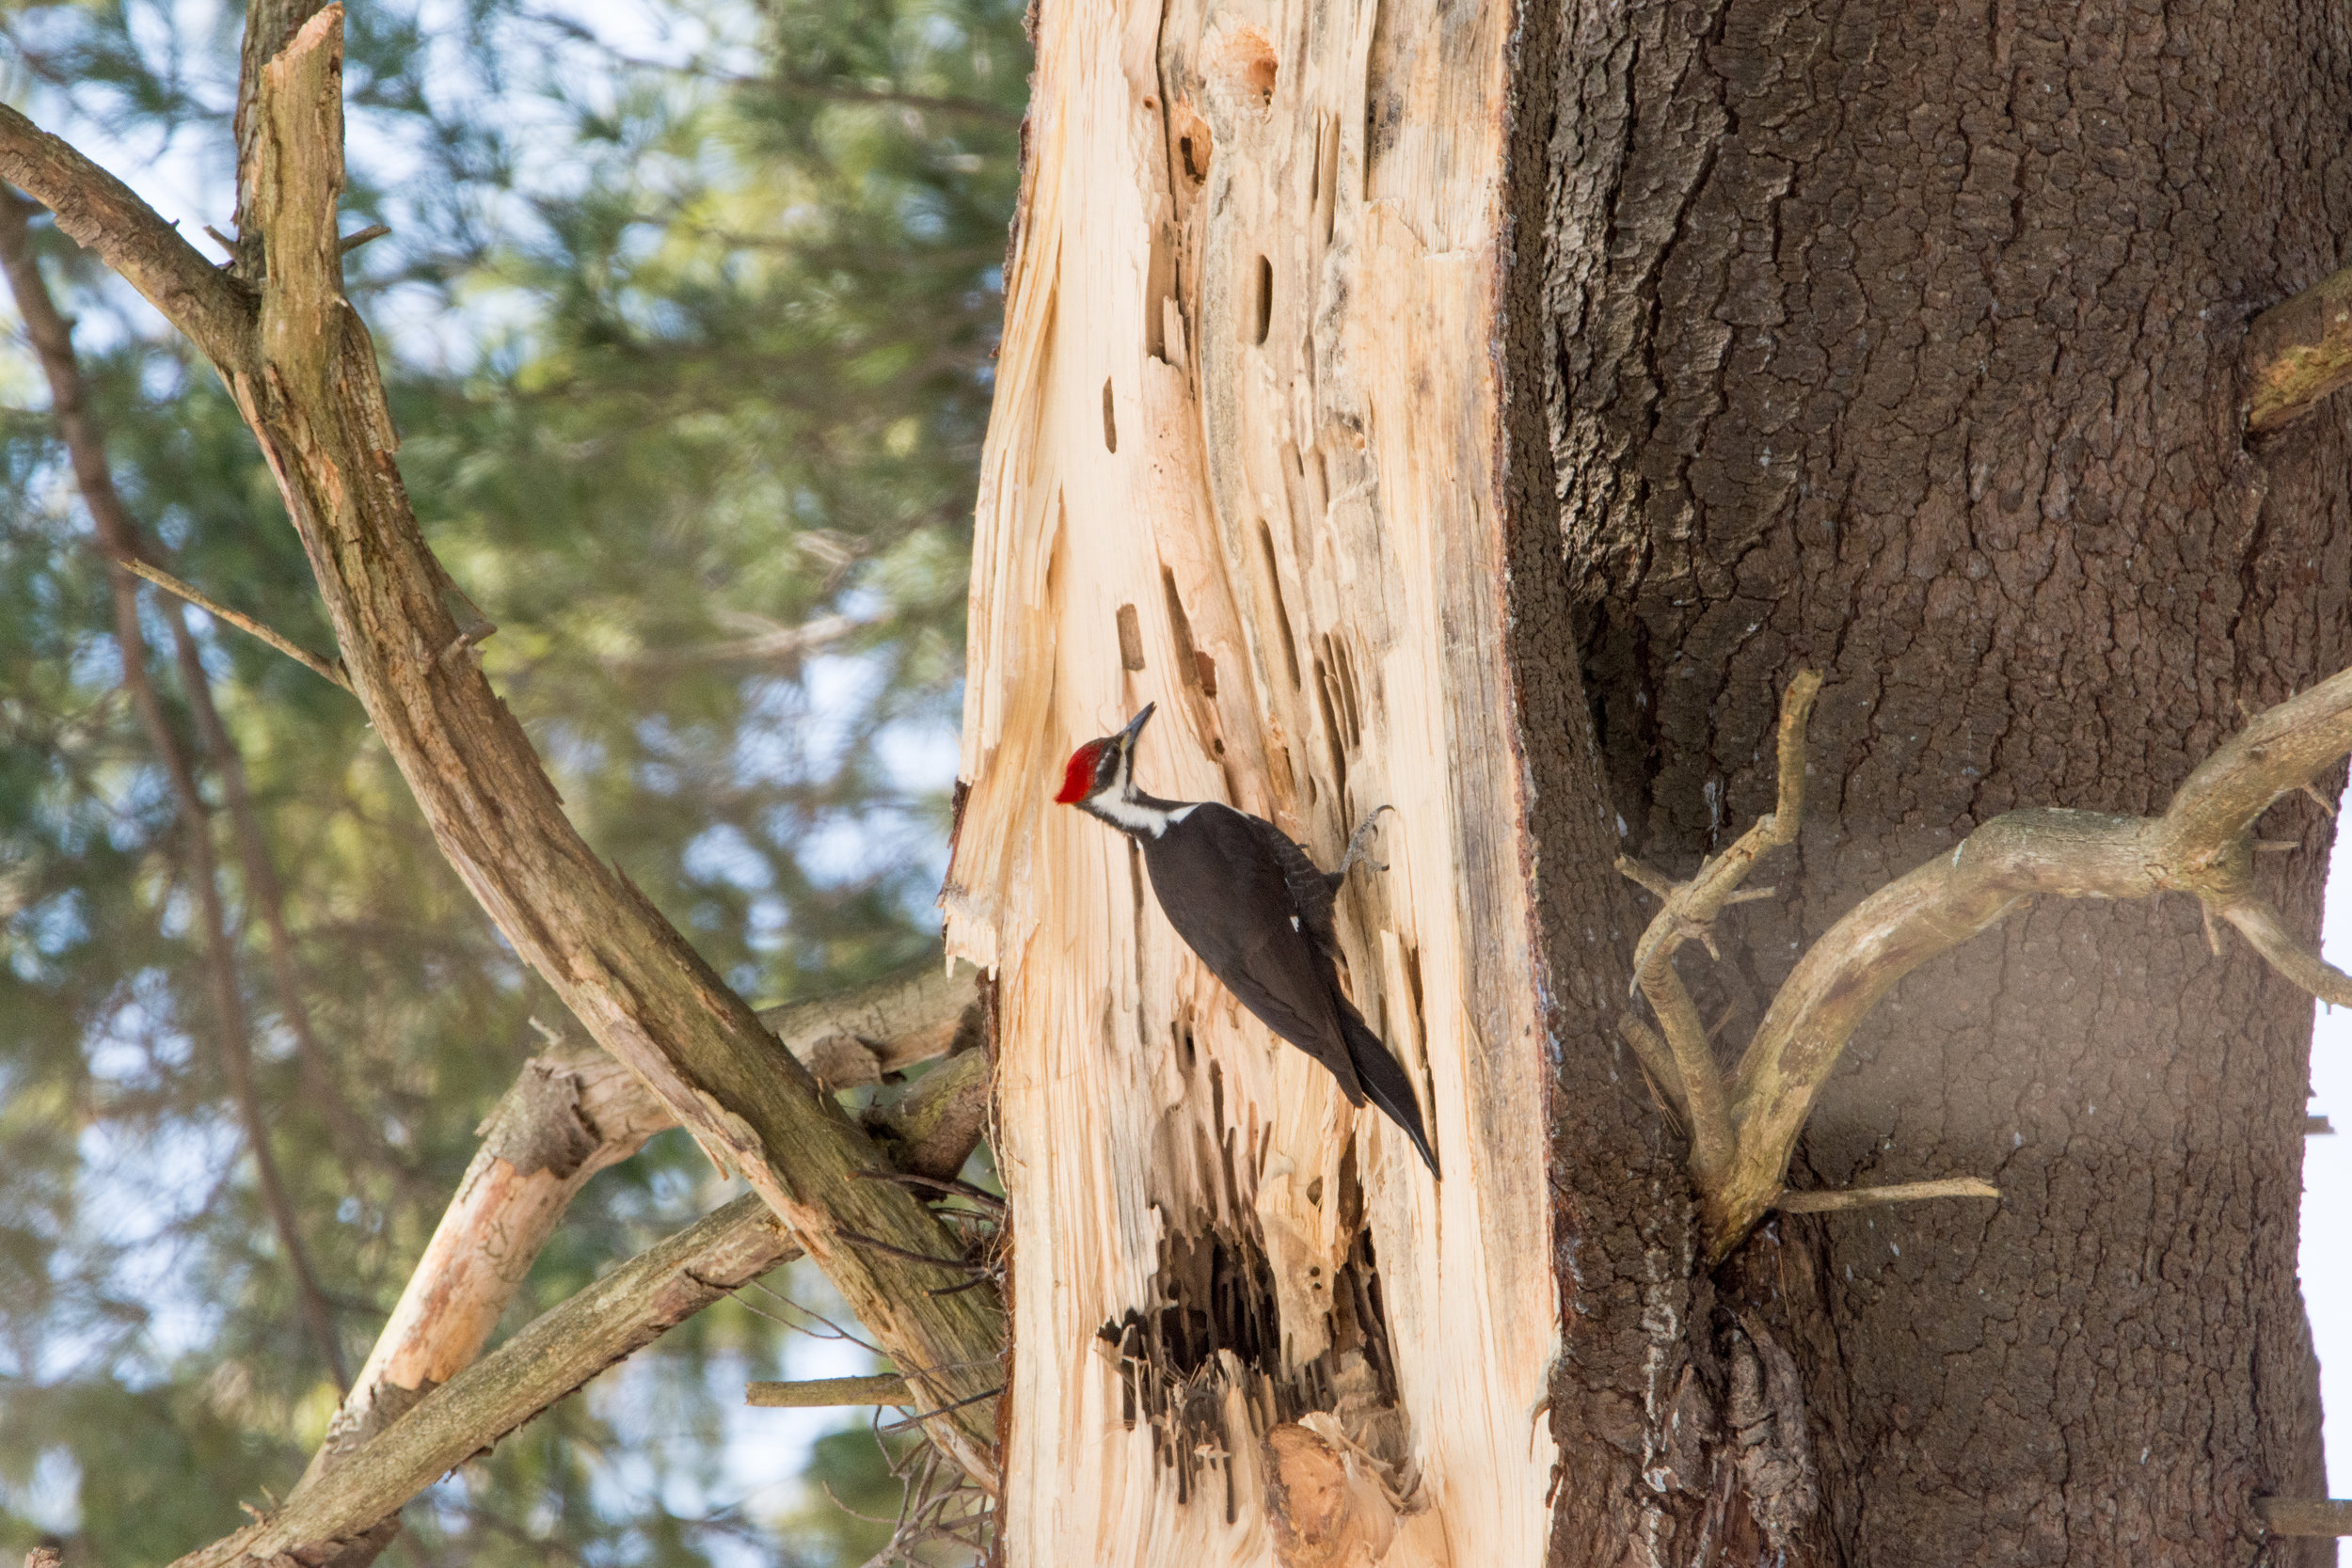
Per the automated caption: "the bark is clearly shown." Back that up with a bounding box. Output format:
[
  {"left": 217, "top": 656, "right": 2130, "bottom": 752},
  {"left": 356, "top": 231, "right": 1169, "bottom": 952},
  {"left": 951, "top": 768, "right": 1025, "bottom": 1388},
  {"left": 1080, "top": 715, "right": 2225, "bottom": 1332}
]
[
  {"left": 1532, "top": 0, "right": 2352, "bottom": 1561},
  {"left": 0, "top": 9, "right": 1006, "bottom": 1481}
]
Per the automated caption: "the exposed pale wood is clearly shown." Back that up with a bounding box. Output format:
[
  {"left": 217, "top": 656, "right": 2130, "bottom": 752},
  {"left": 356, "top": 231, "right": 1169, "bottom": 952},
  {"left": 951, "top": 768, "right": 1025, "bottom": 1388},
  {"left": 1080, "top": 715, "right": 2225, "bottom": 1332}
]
[
  {"left": 175, "top": 1195, "right": 799, "bottom": 1568},
  {"left": 2245, "top": 264, "right": 2352, "bottom": 434},
  {"left": 1, "top": 11, "right": 1007, "bottom": 1481},
  {"left": 943, "top": 0, "right": 1551, "bottom": 1560},
  {"left": 297, "top": 1049, "right": 677, "bottom": 1492}
]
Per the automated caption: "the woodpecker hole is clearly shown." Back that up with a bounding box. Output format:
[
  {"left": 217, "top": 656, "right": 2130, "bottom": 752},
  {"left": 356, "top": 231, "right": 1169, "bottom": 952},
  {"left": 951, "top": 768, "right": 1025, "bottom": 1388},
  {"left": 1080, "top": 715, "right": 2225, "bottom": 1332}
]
[
  {"left": 1099, "top": 1215, "right": 1403, "bottom": 1513},
  {"left": 1216, "top": 26, "right": 1279, "bottom": 109},
  {"left": 1162, "top": 568, "right": 1206, "bottom": 695},
  {"left": 1116, "top": 604, "right": 1146, "bottom": 671},
  {"left": 1252, "top": 256, "right": 1273, "bottom": 345},
  {"left": 1316, "top": 114, "right": 1341, "bottom": 243},
  {"left": 1194, "top": 650, "right": 1218, "bottom": 698},
  {"left": 1103, "top": 378, "right": 1118, "bottom": 452},
  {"left": 1313, "top": 657, "right": 1349, "bottom": 803},
  {"left": 1257, "top": 521, "right": 1302, "bottom": 690}
]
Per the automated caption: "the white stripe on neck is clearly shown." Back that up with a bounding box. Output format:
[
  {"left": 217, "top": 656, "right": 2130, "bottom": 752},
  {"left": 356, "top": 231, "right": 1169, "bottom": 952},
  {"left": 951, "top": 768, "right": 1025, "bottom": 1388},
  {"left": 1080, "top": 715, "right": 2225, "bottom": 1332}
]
[{"left": 1089, "top": 793, "right": 1197, "bottom": 838}]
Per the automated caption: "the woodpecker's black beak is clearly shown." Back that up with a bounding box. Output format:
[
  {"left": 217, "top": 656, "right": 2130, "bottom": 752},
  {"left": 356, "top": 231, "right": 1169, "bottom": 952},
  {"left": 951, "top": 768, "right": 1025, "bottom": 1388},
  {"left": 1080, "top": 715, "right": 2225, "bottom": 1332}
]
[{"left": 1117, "top": 703, "right": 1156, "bottom": 752}]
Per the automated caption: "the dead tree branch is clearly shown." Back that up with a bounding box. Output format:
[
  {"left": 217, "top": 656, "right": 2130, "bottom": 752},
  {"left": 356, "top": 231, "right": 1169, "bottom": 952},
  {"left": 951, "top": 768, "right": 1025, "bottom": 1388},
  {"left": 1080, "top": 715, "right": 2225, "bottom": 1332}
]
[
  {"left": 745, "top": 1374, "right": 914, "bottom": 1406},
  {"left": 1614, "top": 662, "right": 2352, "bottom": 1260},
  {"left": 177, "top": 1195, "right": 797, "bottom": 1568},
  {"left": 299, "top": 960, "right": 979, "bottom": 1494},
  {"left": 119, "top": 556, "right": 349, "bottom": 688},
  {"left": 2245, "top": 263, "right": 2352, "bottom": 435},
  {"left": 173, "top": 971, "right": 991, "bottom": 1568},
  {"left": 1619, "top": 672, "right": 1821, "bottom": 1204},
  {"left": 0, "top": 12, "right": 1005, "bottom": 1479}
]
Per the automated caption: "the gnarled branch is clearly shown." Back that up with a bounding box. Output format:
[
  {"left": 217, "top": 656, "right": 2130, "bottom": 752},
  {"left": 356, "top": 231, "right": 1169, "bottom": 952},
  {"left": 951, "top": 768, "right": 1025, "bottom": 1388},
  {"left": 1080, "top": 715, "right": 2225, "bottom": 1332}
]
[
  {"left": 175, "top": 964, "right": 989, "bottom": 1568},
  {"left": 1703, "top": 663, "right": 2352, "bottom": 1257}
]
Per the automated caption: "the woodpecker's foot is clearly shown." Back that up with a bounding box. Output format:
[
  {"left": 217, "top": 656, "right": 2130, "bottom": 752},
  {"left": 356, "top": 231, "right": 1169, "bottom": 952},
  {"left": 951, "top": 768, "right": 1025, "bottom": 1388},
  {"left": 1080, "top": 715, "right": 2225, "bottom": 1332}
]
[{"left": 1335, "top": 805, "right": 1396, "bottom": 879}]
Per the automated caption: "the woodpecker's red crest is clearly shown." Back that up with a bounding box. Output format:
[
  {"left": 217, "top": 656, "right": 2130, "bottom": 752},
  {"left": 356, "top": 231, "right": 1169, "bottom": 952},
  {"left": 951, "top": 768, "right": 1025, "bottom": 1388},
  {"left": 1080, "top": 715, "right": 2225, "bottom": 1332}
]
[
  {"left": 1054, "top": 704, "right": 1156, "bottom": 805},
  {"left": 1055, "top": 741, "right": 1108, "bottom": 804}
]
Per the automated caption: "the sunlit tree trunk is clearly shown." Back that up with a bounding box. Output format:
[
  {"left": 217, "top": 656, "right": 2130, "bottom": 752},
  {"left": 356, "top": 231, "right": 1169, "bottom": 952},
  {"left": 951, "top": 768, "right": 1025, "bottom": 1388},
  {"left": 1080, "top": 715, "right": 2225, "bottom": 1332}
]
[{"left": 951, "top": 0, "right": 2352, "bottom": 1564}]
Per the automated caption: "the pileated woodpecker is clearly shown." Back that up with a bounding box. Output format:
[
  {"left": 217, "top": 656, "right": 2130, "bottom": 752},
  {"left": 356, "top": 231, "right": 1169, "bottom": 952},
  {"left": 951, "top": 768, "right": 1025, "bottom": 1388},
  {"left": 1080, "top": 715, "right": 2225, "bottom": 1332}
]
[{"left": 1056, "top": 704, "right": 1439, "bottom": 1178}]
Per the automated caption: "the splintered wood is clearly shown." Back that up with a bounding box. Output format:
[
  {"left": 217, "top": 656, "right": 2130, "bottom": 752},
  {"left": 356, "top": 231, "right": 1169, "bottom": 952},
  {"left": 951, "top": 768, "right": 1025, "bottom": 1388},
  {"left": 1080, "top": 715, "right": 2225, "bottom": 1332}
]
[{"left": 943, "top": 0, "right": 1554, "bottom": 1562}]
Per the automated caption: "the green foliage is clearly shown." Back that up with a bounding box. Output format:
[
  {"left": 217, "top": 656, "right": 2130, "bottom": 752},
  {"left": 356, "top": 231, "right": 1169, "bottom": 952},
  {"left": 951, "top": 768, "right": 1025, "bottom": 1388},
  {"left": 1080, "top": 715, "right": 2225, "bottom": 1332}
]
[{"left": 0, "top": 0, "right": 1024, "bottom": 1560}]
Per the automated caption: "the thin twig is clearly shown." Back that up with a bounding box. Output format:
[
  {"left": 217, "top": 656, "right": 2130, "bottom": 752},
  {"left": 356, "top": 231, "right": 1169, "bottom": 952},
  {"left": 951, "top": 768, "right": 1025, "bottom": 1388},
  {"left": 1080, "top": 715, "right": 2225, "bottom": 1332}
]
[
  {"left": 117, "top": 557, "right": 350, "bottom": 689},
  {"left": 875, "top": 1384, "right": 1007, "bottom": 1434},
  {"left": 837, "top": 1228, "right": 985, "bottom": 1272}
]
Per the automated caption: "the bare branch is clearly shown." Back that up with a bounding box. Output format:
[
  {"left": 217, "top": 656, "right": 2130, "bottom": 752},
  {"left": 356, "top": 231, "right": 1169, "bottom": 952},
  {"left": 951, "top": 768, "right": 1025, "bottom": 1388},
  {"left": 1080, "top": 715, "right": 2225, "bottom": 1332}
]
[
  {"left": 747, "top": 1374, "right": 914, "bottom": 1407},
  {"left": 1627, "top": 670, "right": 1822, "bottom": 988},
  {"left": 2257, "top": 1497, "right": 2352, "bottom": 1536},
  {"left": 2244, "top": 263, "right": 2352, "bottom": 435},
  {"left": 2217, "top": 897, "right": 2352, "bottom": 1007},
  {"left": 285, "top": 959, "right": 980, "bottom": 1566},
  {"left": 178, "top": 1196, "right": 797, "bottom": 1568},
  {"left": 1624, "top": 672, "right": 1821, "bottom": 1208},
  {"left": 175, "top": 969, "right": 993, "bottom": 1568},
  {"left": 0, "top": 116, "right": 254, "bottom": 369},
  {"left": 1771, "top": 1179, "right": 1999, "bottom": 1214},
  {"left": 119, "top": 556, "right": 349, "bottom": 689}
]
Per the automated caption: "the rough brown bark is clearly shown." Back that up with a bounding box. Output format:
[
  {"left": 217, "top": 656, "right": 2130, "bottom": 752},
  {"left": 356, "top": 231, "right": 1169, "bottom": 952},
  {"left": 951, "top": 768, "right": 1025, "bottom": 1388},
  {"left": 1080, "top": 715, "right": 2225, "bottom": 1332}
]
[{"left": 1526, "top": 0, "right": 2352, "bottom": 1562}]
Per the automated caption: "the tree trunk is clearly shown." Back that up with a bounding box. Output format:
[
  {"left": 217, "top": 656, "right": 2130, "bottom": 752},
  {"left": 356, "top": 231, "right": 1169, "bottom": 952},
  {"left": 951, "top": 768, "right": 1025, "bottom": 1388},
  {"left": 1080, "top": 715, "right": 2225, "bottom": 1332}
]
[
  {"left": 949, "top": 0, "right": 1570, "bottom": 1560},
  {"left": 955, "top": 0, "right": 2352, "bottom": 1563},
  {"left": 1534, "top": 0, "right": 2352, "bottom": 1561}
]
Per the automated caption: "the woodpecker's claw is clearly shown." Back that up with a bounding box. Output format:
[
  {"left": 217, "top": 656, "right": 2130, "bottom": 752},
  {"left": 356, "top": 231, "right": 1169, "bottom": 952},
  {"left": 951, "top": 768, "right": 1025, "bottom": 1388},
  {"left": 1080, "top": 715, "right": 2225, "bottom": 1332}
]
[{"left": 1335, "top": 804, "right": 1396, "bottom": 879}]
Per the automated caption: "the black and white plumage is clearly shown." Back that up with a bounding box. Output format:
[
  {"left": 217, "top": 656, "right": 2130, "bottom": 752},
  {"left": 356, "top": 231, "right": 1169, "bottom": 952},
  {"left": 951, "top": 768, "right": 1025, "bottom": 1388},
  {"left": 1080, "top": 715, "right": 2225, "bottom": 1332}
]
[{"left": 1056, "top": 704, "right": 1439, "bottom": 1178}]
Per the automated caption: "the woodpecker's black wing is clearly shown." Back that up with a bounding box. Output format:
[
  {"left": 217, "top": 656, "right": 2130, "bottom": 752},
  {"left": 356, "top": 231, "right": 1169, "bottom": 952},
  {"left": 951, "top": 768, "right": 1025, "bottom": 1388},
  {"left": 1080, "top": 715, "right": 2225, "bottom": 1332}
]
[
  {"left": 1140, "top": 803, "right": 1438, "bottom": 1176},
  {"left": 1139, "top": 804, "right": 1365, "bottom": 1100},
  {"left": 1239, "top": 815, "right": 1345, "bottom": 956}
]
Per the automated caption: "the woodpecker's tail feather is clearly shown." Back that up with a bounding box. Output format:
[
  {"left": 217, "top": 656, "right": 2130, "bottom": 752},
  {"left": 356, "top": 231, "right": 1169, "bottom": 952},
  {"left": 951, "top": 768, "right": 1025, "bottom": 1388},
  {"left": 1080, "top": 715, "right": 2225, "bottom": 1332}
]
[{"left": 1339, "top": 1006, "right": 1439, "bottom": 1179}]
